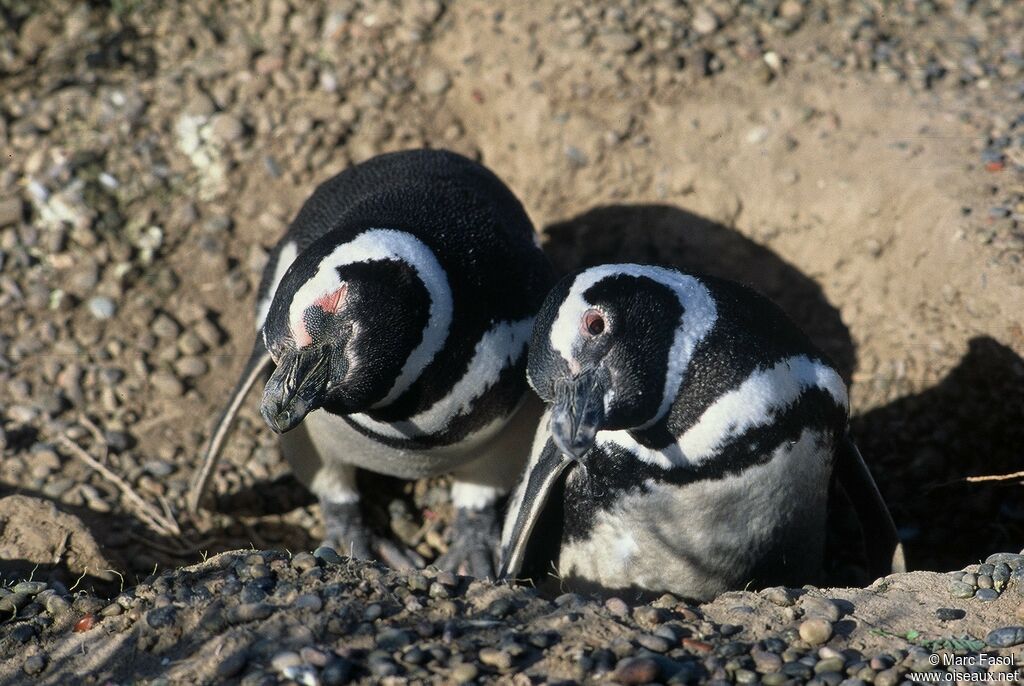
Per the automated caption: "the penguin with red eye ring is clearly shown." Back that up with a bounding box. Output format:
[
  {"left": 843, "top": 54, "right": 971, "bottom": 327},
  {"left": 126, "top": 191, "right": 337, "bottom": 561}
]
[
  {"left": 188, "top": 149, "right": 555, "bottom": 577},
  {"left": 499, "top": 264, "right": 904, "bottom": 600}
]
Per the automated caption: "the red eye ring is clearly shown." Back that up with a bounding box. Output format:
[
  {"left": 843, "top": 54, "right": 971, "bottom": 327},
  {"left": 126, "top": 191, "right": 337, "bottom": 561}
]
[{"left": 582, "top": 309, "right": 606, "bottom": 337}]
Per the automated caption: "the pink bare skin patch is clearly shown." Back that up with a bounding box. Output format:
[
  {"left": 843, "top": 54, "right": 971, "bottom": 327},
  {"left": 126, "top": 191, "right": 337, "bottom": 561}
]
[
  {"left": 315, "top": 284, "right": 348, "bottom": 314},
  {"left": 292, "top": 284, "right": 347, "bottom": 348}
]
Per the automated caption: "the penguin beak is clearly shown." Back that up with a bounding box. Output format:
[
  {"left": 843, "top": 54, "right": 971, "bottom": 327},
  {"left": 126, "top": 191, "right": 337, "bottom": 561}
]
[
  {"left": 550, "top": 367, "right": 608, "bottom": 460},
  {"left": 260, "top": 347, "right": 330, "bottom": 433}
]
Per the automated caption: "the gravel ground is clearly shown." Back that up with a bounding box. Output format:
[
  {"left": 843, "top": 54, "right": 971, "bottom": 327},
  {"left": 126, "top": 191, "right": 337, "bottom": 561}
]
[{"left": 1, "top": 0, "right": 1023, "bottom": 681}]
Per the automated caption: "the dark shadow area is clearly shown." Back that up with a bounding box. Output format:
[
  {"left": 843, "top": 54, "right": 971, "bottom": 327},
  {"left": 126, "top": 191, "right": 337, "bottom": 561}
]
[
  {"left": 0, "top": 482, "right": 313, "bottom": 597},
  {"left": 543, "top": 204, "right": 857, "bottom": 382},
  {"left": 851, "top": 336, "right": 1024, "bottom": 571}
]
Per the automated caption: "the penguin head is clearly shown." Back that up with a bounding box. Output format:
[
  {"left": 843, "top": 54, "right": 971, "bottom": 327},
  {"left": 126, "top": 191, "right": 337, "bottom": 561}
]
[
  {"left": 528, "top": 264, "right": 717, "bottom": 459},
  {"left": 260, "top": 229, "right": 453, "bottom": 433}
]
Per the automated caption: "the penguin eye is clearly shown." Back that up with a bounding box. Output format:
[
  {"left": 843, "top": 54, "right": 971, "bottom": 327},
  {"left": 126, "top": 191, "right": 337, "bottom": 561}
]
[{"left": 582, "top": 309, "right": 606, "bottom": 337}]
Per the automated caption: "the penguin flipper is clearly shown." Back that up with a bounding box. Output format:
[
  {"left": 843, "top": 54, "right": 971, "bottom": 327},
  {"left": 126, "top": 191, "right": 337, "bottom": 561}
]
[
  {"left": 187, "top": 337, "right": 274, "bottom": 515},
  {"left": 498, "top": 441, "right": 572, "bottom": 580},
  {"left": 834, "top": 434, "right": 906, "bottom": 576}
]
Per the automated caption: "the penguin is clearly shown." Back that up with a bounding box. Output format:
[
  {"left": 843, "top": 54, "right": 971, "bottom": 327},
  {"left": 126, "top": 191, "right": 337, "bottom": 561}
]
[
  {"left": 188, "top": 149, "right": 554, "bottom": 577},
  {"left": 499, "top": 264, "right": 904, "bottom": 600}
]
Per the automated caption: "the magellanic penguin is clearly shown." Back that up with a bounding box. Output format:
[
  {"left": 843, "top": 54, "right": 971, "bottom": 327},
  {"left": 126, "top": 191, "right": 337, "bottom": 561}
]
[
  {"left": 188, "top": 149, "right": 554, "bottom": 576},
  {"left": 499, "top": 264, "right": 904, "bottom": 600}
]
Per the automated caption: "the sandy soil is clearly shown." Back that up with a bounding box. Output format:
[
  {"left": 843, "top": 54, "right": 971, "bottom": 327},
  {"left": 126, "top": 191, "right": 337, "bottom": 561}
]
[{"left": 1, "top": 0, "right": 1023, "bottom": 682}]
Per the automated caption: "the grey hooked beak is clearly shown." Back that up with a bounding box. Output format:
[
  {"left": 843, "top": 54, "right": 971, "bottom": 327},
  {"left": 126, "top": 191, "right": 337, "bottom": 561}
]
[
  {"left": 550, "top": 367, "right": 608, "bottom": 460},
  {"left": 260, "top": 347, "right": 331, "bottom": 433}
]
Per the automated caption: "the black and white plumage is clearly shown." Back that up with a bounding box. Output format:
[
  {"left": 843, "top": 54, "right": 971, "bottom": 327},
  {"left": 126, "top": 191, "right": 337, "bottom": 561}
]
[
  {"left": 188, "top": 149, "right": 554, "bottom": 576},
  {"left": 499, "top": 264, "right": 903, "bottom": 600}
]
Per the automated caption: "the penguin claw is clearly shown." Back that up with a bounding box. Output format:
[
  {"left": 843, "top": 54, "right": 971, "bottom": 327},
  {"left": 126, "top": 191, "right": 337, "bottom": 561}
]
[
  {"left": 435, "top": 506, "right": 500, "bottom": 579},
  {"left": 321, "top": 500, "right": 424, "bottom": 570}
]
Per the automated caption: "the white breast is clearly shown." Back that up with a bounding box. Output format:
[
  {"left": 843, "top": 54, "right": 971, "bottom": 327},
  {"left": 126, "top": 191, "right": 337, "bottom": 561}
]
[{"left": 558, "top": 428, "right": 833, "bottom": 600}]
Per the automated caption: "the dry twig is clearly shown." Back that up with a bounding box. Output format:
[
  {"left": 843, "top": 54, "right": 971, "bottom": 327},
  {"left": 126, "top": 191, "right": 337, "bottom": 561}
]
[
  {"left": 58, "top": 417, "right": 182, "bottom": 538},
  {"left": 966, "top": 470, "right": 1024, "bottom": 483}
]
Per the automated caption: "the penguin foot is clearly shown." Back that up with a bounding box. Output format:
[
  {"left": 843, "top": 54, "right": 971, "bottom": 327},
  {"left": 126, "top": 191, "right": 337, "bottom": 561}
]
[
  {"left": 435, "top": 505, "right": 500, "bottom": 579},
  {"left": 321, "top": 500, "right": 424, "bottom": 570}
]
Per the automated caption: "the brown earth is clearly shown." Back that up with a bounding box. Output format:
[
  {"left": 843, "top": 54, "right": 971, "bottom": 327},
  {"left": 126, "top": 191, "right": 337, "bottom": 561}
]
[{"left": 1, "top": 0, "right": 1023, "bottom": 683}]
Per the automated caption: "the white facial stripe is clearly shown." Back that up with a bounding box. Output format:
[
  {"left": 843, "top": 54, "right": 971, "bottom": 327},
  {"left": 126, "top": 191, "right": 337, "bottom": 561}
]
[
  {"left": 349, "top": 317, "right": 533, "bottom": 438},
  {"left": 289, "top": 229, "right": 453, "bottom": 407},
  {"left": 595, "top": 355, "right": 848, "bottom": 468},
  {"left": 550, "top": 265, "right": 717, "bottom": 426},
  {"left": 256, "top": 241, "right": 298, "bottom": 332}
]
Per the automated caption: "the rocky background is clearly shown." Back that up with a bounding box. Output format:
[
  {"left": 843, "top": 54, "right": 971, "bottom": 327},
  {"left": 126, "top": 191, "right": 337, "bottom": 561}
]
[{"left": 1, "top": 0, "right": 1023, "bottom": 682}]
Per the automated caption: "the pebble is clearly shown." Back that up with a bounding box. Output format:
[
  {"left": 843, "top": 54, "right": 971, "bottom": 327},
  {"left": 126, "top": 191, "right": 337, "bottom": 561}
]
[
  {"left": 948, "top": 580, "right": 975, "bottom": 598},
  {"left": 935, "top": 607, "right": 965, "bottom": 621},
  {"left": 975, "top": 588, "right": 999, "bottom": 601},
  {"left": 420, "top": 68, "right": 450, "bottom": 95},
  {"left": 217, "top": 650, "right": 248, "bottom": 678},
  {"left": 752, "top": 648, "right": 783, "bottom": 673},
  {"left": 450, "top": 663, "right": 478, "bottom": 683},
  {"left": 0, "top": 198, "right": 23, "bottom": 227},
  {"left": 87, "top": 296, "right": 116, "bottom": 320},
  {"left": 271, "top": 651, "right": 302, "bottom": 672},
  {"left": 479, "top": 647, "right": 513, "bottom": 670},
  {"left": 637, "top": 634, "right": 671, "bottom": 653},
  {"left": 596, "top": 31, "right": 639, "bottom": 54},
  {"left": 150, "top": 370, "right": 184, "bottom": 396},
  {"left": 313, "top": 546, "right": 344, "bottom": 564},
  {"left": 801, "top": 596, "right": 841, "bottom": 622},
  {"left": 23, "top": 655, "right": 46, "bottom": 675},
  {"left": 799, "top": 618, "right": 834, "bottom": 645},
  {"left": 691, "top": 7, "right": 719, "bottom": 35},
  {"left": 986, "top": 626, "right": 1024, "bottom": 647},
  {"left": 762, "top": 586, "right": 795, "bottom": 607},
  {"left": 605, "top": 597, "right": 630, "bottom": 618},
  {"left": 612, "top": 656, "right": 660, "bottom": 684}
]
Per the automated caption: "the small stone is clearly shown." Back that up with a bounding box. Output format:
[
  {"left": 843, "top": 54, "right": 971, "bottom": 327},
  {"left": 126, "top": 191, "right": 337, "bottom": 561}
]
[
  {"left": 597, "top": 31, "right": 639, "bottom": 54},
  {"left": 13, "top": 581, "right": 46, "bottom": 595},
  {"left": 613, "top": 657, "right": 660, "bottom": 684},
  {"left": 977, "top": 574, "right": 994, "bottom": 589},
  {"left": 935, "top": 608, "right": 965, "bottom": 621},
  {"left": 801, "top": 596, "right": 841, "bottom": 622},
  {"left": 174, "top": 356, "right": 208, "bottom": 378},
  {"left": 271, "top": 651, "right": 302, "bottom": 672},
  {"left": 217, "top": 650, "right": 248, "bottom": 678},
  {"left": 762, "top": 587, "right": 795, "bottom": 607},
  {"left": 986, "top": 626, "right": 1024, "bottom": 648},
  {"left": 637, "top": 634, "right": 671, "bottom": 653},
  {"left": 313, "top": 546, "right": 343, "bottom": 564},
  {"left": 294, "top": 594, "right": 322, "bottom": 612},
  {"left": 949, "top": 581, "right": 975, "bottom": 598},
  {"left": 146, "top": 605, "right": 177, "bottom": 629},
  {"left": 605, "top": 597, "right": 630, "bottom": 618},
  {"left": 986, "top": 553, "right": 1023, "bottom": 567},
  {"left": 975, "top": 588, "right": 999, "bottom": 601},
  {"left": 752, "top": 648, "right": 783, "bottom": 673},
  {"left": 691, "top": 7, "right": 719, "bottom": 35},
  {"left": 451, "top": 663, "right": 479, "bottom": 683},
  {"left": 23, "top": 655, "right": 46, "bottom": 675},
  {"left": 44, "top": 595, "right": 69, "bottom": 615},
  {"left": 420, "top": 68, "right": 450, "bottom": 95},
  {"left": 479, "top": 647, "right": 513, "bottom": 670},
  {"left": 377, "top": 628, "right": 412, "bottom": 650},
  {"left": 0, "top": 198, "right": 23, "bottom": 227},
  {"left": 875, "top": 667, "right": 900, "bottom": 686},
  {"left": 210, "top": 113, "right": 245, "bottom": 144},
  {"left": 87, "top": 296, "right": 116, "bottom": 320},
  {"left": 228, "top": 603, "right": 274, "bottom": 623},
  {"left": 150, "top": 371, "right": 184, "bottom": 396},
  {"left": 799, "top": 618, "right": 833, "bottom": 645}
]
